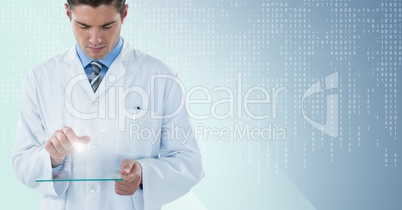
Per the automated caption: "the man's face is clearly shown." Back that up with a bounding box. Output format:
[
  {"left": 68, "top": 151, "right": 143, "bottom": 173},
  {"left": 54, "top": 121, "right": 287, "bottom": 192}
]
[{"left": 65, "top": 4, "right": 128, "bottom": 60}]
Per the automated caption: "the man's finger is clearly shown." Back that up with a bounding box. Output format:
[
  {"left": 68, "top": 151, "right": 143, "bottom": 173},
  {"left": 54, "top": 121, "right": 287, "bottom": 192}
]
[
  {"left": 120, "top": 159, "right": 136, "bottom": 175},
  {"left": 61, "top": 126, "right": 91, "bottom": 147},
  {"left": 77, "top": 135, "right": 91, "bottom": 144},
  {"left": 52, "top": 132, "right": 68, "bottom": 153},
  {"left": 45, "top": 140, "right": 64, "bottom": 165},
  {"left": 57, "top": 133, "right": 74, "bottom": 152},
  {"left": 114, "top": 183, "right": 131, "bottom": 195},
  {"left": 62, "top": 126, "right": 78, "bottom": 144},
  {"left": 115, "top": 180, "right": 130, "bottom": 188},
  {"left": 45, "top": 140, "right": 59, "bottom": 156},
  {"left": 115, "top": 180, "right": 137, "bottom": 196},
  {"left": 124, "top": 162, "right": 142, "bottom": 183}
]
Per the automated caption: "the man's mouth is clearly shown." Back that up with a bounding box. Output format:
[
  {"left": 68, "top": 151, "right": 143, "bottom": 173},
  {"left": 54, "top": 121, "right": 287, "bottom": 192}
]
[{"left": 88, "top": 46, "right": 105, "bottom": 53}]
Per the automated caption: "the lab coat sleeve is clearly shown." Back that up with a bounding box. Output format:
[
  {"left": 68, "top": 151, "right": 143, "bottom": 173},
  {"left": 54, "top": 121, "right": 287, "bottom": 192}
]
[
  {"left": 136, "top": 74, "right": 205, "bottom": 210},
  {"left": 12, "top": 71, "right": 69, "bottom": 196}
]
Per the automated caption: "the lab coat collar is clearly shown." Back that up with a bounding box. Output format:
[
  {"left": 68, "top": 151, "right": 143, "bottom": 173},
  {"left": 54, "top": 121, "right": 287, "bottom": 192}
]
[
  {"left": 65, "top": 38, "right": 136, "bottom": 100},
  {"left": 66, "top": 38, "right": 135, "bottom": 62}
]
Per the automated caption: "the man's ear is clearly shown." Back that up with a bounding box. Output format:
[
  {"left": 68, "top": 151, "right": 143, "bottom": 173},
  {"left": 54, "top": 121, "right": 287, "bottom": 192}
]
[
  {"left": 64, "top": 3, "right": 71, "bottom": 20},
  {"left": 121, "top": 4, "right": 129, "bottom": 23}
]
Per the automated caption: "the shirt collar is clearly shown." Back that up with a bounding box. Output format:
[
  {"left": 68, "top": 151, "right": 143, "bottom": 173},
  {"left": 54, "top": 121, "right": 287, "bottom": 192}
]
[{"left": 75, "top": 37, "right": 123, "bottom": 68}]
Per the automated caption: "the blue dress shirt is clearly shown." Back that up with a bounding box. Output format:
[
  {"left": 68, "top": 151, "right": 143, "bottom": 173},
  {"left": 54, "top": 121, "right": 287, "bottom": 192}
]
[{"left": 76, "top": 37, "right": 123, "bottom": 81}]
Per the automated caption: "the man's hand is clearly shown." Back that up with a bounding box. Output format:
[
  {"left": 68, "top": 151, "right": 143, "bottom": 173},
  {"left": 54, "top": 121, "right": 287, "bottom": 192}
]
[
  {"left": 44, "top": 126, "right": 91, "bottom": 167},
  {"left": 115, "top": 159, "right": 142, "bottom": 196}
]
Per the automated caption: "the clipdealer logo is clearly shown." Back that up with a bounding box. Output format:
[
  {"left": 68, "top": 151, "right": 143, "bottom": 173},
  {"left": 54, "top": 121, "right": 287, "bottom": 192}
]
[
  {"left": 302, "top": 72, "right": 339, "bottom": 138},
  {"left": 63, "top": 73, "right": 288, "bottom": 142}
]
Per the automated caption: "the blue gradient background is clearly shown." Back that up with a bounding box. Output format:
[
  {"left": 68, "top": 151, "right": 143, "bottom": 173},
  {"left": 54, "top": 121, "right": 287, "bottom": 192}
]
[{"left": 1, "top": 0, "right": 401, "bottom": 209}]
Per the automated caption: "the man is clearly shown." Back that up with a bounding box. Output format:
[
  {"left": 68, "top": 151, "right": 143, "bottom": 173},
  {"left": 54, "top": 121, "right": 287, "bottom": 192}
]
[{"left": 12, "top": 1, "right": 204, "bottom": 210}]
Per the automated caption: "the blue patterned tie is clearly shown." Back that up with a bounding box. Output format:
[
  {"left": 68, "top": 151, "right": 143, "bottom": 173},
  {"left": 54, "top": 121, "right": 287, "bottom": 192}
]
[{"left": 90, "top": 60, "right": 103, "bottom": 92}]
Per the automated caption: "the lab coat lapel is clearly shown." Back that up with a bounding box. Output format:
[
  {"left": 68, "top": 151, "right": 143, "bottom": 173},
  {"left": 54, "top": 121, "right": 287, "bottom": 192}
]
[
  {"left": 96, "top": 55, "right": 126, "bottom": 96},
  {"left": 65, "top": 46, "right": 95, "bottom": 100},
  {"left": 97, "top": 41, "right": 135, "bottom": 96}
]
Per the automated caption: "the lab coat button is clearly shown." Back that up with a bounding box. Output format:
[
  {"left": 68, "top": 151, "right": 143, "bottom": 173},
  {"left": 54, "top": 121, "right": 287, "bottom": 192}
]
[
  {"left": 89, "top": 186, "right": 97, "bottom": 193},
  {"left": 92, "top": 101, "right": 98, "bottom": 105},
  {"left": 91, "top": 143, "right": 98, "bottom": 149}
]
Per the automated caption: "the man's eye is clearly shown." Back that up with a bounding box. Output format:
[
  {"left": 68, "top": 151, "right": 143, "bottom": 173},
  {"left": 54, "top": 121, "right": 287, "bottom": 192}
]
[
  {"left": 102, "top": 25, "right": 112, "bottom": 30},
  {"left": 79, "top": 25, "right": 89, "bottom": 29}
]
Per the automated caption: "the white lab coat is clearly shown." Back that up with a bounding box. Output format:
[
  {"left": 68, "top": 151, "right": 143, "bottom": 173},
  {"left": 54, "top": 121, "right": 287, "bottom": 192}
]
[{"left": 12, "top": 40, "right": 204, "bottom": 210}]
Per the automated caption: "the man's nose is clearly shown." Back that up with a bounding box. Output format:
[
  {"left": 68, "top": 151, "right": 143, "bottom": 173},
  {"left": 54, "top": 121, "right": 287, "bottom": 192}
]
[{"left": 89, "top": 29, "right": 102, "bottom": 45}]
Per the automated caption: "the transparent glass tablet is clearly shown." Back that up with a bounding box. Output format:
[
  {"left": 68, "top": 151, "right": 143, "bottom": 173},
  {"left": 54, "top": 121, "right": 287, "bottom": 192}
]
[{"left": 36, "top": 170, "right": 125, "bottom": 182}]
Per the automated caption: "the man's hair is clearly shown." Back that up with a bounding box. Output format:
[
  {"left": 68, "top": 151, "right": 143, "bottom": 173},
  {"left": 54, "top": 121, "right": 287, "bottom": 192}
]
[{"left": 67, "top": 0, "right": 126, "bottom": 17}]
